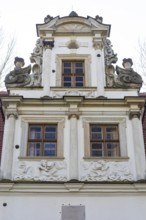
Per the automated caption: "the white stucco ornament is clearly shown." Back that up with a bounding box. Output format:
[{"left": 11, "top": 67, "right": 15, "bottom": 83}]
[
  {"left": 81, "top": 160, "right": 133, "bottom": 181},
  {"left": 52, "top": 90, "right": 96, "bottom": 98},
  {"left": 14, "top": 160, "right": 67, "bottom": 181}
]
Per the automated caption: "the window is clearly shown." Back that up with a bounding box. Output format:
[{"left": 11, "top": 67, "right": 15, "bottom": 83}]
[
  {"left": 90, "top": 124, "right": 120, "bottom": 157},
  {"left": 56, "top": 54, "right": 91, "bottom": 87},
  {"left": 27, "top": 124, "right": 57, "bottom": 157},
  {"left": 62, "top": 61, "right": 84, "bottom": 87}
]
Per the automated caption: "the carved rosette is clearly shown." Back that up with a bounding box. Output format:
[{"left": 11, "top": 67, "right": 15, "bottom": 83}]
[
  {"left": 80, "top": 160, "right": 133, "bottom": 181},
  {"left": 14, "top": 160, "right": 67, "bottom": 181}
]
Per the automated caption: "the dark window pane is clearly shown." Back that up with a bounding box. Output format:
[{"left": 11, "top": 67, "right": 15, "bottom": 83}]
[
  {"left": 75, "top": 63, "right": 83, "bottom": 74},
  {"left": 92, "top": 151, "right": 102, "bottom": 157},
  {"left": 91, "top": 143, "right": 103, "bottom": 157},
  {"left": 91, "top": 127, "right": 102, "bottom": 140},
  {"left": 107, "top": 143, "right": 118, "bottom": 157},
  {"left": 76, "top": 82, "right": 83, "bottom": 87},
  {"left": 63, "top": 62, "right": 71, "bottom": 74},
  {"left": 44, "top": 143, "right": 56, "bottom": 156},
  {"left": 91, "top": 133, "right": 102, "bottom": 140},
  {"left": 75, "top": 68, "right": 83, "bottom": 74},
  {"left": 63, "top": 76, "right": 71, "bottom": 87},
  {"left": 76, "top": 76, "right": 83, "bottom": 81},
  {"left": 64, "top": 82, "right": 71, "bottom": 87},
  {"left": 92, "top": 127, "right": 101, "bottom": 132},
  {"left": 29, "top": 126, "right": 41, "bottom": 139},
  {"left": 64, "top": 68, "right": 71, "bottom": 74},
  {"left": 92, "top": 143, "right": 102, "bottom": 149},
  {"left": 75, "top": 76, "right": 83, "bottom": 87},
  {"left": 28, "top": 143, "right": 41, "bottom": 156},
  {"left": 64, "top": 62, "right": 71, "bottom": 67},
  {"left": 92, "top": 150, "right": 103, "bottom": 157},
  {"left": 64, "top": 76, "right": 71, "bottom": 81},
  {"left": 45, "top": 126, "right": 56, "bottom": 139},
  {"left": 106, "top": 127, "right": 118, "bottom": 140},
  {"left": 75, "top": 63, "right": 83, "bottom": 67}
]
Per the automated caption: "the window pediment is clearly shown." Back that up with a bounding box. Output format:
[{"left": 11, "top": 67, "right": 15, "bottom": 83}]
[{"left": 56, "top": 23, "right": 91, "bottom": 33}]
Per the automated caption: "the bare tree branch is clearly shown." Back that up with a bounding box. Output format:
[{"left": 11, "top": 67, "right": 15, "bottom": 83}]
[
  {"left": 0, "top": 27, "right": 16, "bottom": 90},
  {"left": 135, "top": 39, "right": 146, "bottom": 91}
]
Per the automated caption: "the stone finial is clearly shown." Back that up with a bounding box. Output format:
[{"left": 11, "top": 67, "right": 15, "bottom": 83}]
[
  {"left": 44, "top": 15, "right": 53, "bottom": 23},
  {"left": 95, "top": 15, "right": 103, "bottom": 23},
  {"left": 69, "top": 11, "right": 78, "bottom": 17}
]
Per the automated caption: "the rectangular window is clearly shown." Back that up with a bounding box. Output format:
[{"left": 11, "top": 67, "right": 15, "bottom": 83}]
[
  {"left": 90, "top": 124, "right": 120, "bottom": 157},
  {"left": 27, "top": 124, "right": 57, "bottom": 157},
  {"left": 62, "top": 61, "right": 84, "bottom": 87}
]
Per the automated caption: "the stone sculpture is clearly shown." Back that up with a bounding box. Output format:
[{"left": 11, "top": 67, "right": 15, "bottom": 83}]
[
  {"left": 81, "top": 160, "right": 133, "bottom": 181},
  {"left": 14, "top": 160, "right": 67, "bottom": 181},
  {"left": 104, "top": 39, "right": 118, "bottom": 87},
  {"left": 104, "top": 39, "right": 118, "bottom": 66},
  {"left": 115, "top": 58, "right": 142, "bottom": 88},
  {"left": 30, "top": 38, "right": 43, "bottom": 86},
  {"left": 5, "top": 57, "right": 31, "bottom": 87}
]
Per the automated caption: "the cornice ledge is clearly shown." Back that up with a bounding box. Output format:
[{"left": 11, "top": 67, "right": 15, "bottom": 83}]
[
  {"left": 1, "top": 96, "right": 23, "bottom": 107},
  {"left": 1, "top": 182, "right": 146, "bottom": 193},
  {"left": 64, "top": 96, "right": 84, "bottom": 103},
  {"left": 0, "top": 183, "right": 14, "bottom": 191},
  {"left": 64, "top": 183, "right": 84, "bottom": 192},
  {"left": 125, "top": 97, "right": 145, "bottom": 108}
]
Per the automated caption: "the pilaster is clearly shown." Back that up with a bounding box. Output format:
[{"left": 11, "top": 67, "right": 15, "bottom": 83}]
[
  {"left": 93, "top": 38, "right": 105, "bottom": 96},
  {"left": 42, "top": 46, "right": 52, "bottom": 94},
  {"left": 0, "top": 112, "right": 17, "bottom": 179},
  {"left": 0, "top": 97, "right": 21, "bottom": 179},
  {"left": 129, "top": 110, "right": 146, "bottom": 180},
  {"left": 65, "top": 96, "right": 82, "bottom": 180}
]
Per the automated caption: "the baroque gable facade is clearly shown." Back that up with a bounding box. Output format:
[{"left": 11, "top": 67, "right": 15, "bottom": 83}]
[{"left": 0, "top": 11, "right": 146, "bottom": 220}]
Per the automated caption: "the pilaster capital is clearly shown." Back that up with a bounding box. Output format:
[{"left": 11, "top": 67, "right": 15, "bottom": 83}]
[
  {"left": 43, "top": 40, "right": 54, "bottom": 50},
  {"left": 93, "top": 38, "right": 104, "bottom": 50},
  {"left": 129, "top": 111, "right": 141, "bottom": 120},
  {"left": 68, "top": 112, "right": 81, "bottom": 120},
  {"left": 6, "top": 112, "right": 18, "bottom": 119}
]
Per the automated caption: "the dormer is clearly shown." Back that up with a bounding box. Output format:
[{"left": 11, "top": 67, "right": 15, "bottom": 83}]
[
  {"left": 36, "top": 12, "right": 110, "bottom": 38},
  {"left": 5, "top": 12, "right": 142, "bottom": 99}
]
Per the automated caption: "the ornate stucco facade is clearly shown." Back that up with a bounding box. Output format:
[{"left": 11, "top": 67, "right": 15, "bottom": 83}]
[{"left": 0, "top": 12, "right": 146, "bottom": 220}]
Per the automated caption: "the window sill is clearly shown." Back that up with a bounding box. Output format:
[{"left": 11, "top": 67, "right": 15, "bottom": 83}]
[
  {"left": 83, "top": 157, "right": 129, "bottom": 161},
  {"left": 50, "top": 87, "right": 97, "bottom": 91},
  {"left": 18, "top": 156, "right": 65, "bottom": 161}
]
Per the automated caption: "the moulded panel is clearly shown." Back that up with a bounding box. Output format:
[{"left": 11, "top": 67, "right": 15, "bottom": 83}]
[{"left": 62, "top": 206, "right": 85, "bottom": 220}]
